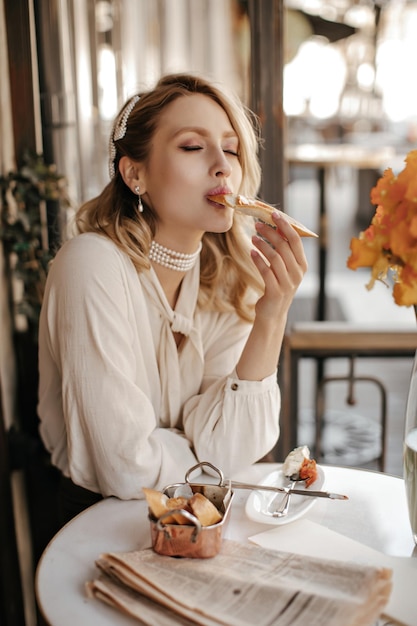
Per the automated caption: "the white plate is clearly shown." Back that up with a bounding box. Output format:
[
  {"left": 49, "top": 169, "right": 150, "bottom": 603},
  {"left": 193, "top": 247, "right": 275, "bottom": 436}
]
[{"left": 245, "top": 466, "right": 325, "bottom": 525}]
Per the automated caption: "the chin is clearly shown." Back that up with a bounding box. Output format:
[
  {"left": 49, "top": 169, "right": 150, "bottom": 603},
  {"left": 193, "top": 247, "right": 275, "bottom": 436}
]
[
  {"left": 207, "top": 227, "right": 232, "bottom": 236},
  {"left": 209, "top": 224, "right": 233, "bottom": 234},
  {"left": 211, "top": 214, "right": 234, "bottom": 233}
]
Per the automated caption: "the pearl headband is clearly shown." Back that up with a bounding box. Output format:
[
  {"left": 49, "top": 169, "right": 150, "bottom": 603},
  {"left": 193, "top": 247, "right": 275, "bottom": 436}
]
[{"left": 108, "top": 94, "right": 140, "bottom": 179}]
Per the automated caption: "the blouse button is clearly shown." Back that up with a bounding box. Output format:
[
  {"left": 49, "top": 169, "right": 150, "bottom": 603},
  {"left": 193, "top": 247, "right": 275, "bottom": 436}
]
[{"left": 231, "top": 383, "right": 239, "bottom": 391}]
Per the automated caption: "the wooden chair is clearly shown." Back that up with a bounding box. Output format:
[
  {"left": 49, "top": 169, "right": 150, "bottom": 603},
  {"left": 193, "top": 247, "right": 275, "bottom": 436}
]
[{"left": 280, "top": 322, "right": 417, "bottom": 471}]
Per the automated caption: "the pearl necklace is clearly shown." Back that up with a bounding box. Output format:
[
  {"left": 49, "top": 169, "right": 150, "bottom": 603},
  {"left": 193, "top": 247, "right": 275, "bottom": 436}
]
[{"left": 149, "top": 240, "right": 202, "bottom": 272}]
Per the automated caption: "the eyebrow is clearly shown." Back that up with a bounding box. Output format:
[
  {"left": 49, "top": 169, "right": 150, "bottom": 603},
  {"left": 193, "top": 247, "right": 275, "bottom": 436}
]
[{"left": 172, "top": 127, "right": 238, "bottom": 140}]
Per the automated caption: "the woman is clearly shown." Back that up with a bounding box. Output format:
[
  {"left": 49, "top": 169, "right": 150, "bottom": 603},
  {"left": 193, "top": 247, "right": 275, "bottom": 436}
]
[{"left": 38, "top": 73, "right": 308, "bottom": 522}]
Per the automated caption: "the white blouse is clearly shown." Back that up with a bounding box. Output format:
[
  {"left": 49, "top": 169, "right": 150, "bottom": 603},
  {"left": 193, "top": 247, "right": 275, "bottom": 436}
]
[{"left": 38, "top": 233, "right": 280, "bottom": 499}]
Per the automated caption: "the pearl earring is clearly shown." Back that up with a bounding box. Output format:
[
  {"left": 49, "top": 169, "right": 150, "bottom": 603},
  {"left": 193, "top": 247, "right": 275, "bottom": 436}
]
[{"left": 134, "top": 185, "right": 143, "bottom": 213}]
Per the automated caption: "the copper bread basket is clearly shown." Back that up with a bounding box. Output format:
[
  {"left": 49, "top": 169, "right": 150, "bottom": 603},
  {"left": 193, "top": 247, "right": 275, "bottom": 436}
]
[{"left": 148, "top": 462, "right": 234, "bottom": 558}]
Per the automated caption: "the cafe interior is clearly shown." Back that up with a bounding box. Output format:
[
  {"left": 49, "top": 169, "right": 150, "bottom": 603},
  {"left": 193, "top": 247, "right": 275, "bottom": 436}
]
[{"left": 1, "top": 0, "right": 417, "bottom": 624}]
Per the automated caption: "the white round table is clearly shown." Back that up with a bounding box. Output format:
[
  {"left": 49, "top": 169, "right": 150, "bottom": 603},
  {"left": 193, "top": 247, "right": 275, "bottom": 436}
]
[{"left": 35, "top": 464, "right": 416, "bottom": 625}]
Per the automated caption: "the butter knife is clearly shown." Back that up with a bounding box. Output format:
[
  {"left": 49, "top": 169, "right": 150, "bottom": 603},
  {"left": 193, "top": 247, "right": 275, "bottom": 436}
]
[{"left": 227, "top": 480, "right": 348, "bottom": 500}]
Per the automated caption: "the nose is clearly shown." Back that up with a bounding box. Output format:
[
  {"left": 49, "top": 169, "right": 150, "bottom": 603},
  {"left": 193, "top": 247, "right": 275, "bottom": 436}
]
[{"left": 210, "top": 149, "right": 232, "bottom": 178}]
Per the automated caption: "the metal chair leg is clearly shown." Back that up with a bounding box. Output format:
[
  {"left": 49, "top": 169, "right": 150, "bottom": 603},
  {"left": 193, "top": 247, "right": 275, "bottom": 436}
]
[{"left": 315, "top": 357, "right": 387, "bottom": 471}]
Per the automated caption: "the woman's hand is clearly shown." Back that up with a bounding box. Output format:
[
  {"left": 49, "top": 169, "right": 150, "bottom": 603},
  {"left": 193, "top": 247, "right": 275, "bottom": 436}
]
[
  {"left": 236, "top": 211, "right": 308, "bottom": 382},
  {"left": 251, "top": 211, "right": 308, "bottom": 321}
]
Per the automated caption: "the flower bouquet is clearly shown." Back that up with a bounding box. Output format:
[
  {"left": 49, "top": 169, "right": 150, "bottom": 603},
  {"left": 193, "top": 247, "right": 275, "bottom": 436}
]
[
  {"left": 347, "top": 149, "right": 417, "bottom": 544},
  {"left": 347, "top": 149, "right": 417, "bottom": 308}
]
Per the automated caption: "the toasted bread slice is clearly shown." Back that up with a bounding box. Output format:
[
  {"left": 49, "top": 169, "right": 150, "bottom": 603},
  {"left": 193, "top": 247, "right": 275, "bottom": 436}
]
[
  {"left": 143, "top": 489, "right": 192, "bottom": 524},
  {"left": 188, "top": 492, "right": 223, "bottom": 526},
  {"left": 143, "top": 487, "right": 170, "bottom": 519},
  {"left": 144, "top": 487, "right": 223, "bottom": 526},
  {"left": 166, "top": 496, "right": 192, "bottom": 525},
  {"left": 208, "top": 193, "right": 318, "bottom": 238}
]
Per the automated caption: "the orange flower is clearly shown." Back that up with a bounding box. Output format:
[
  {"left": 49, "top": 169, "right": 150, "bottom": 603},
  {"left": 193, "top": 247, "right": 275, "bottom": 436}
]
[
  {"left": 347, "top": 150, "right": 417, "bottom": 307},
  {"left": 347, "top": 236, "right": 380, "bottom": 270},
  {"left": 393, "top": 264, "right": 417, "bottom": 306}
]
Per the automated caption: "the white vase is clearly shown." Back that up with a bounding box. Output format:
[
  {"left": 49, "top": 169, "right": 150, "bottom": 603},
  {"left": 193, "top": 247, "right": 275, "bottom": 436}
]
[{"left": 404, "top": 349, "right": 417, "bottom": 545}]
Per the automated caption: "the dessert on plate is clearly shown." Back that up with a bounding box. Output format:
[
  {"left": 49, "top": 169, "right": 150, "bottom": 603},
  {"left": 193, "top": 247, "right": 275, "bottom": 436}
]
[{"left": 282, "top": 445, "right": 318, "bottom": 487}]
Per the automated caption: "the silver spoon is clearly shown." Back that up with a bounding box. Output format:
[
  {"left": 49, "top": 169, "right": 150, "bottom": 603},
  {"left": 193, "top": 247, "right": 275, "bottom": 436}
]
[
  {"left": 268, "top": 473, "right": 301, "bottom": 517},
  {"left": 272, "top": 478, "right": 298, "bottom": 517}
]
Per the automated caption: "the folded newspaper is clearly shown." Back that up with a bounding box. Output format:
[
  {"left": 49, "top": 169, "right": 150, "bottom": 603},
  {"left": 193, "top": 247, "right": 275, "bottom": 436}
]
[{"left": 86, "top": 539, "right": 392, "bottom": 626}]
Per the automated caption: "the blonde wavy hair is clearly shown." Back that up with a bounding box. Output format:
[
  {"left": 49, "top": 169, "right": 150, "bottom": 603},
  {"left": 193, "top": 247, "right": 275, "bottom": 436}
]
[{"left": 76, "top": 73, "right": 264, "bottom": 322}]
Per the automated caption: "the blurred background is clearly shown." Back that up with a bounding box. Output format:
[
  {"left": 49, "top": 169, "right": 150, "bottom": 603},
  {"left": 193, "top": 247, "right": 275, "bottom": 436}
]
[{"left": 1, "top": 1, "right": 417, "bottom": 624}]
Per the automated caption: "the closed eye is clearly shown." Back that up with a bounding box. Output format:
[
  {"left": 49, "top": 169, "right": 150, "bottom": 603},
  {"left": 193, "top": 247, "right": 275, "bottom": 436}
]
[
  {"left": 181, "top": 145, "right": 202, "bottom": 151},
  {"left": 224, "top": 149, "right": 239, "bottom": 157}
]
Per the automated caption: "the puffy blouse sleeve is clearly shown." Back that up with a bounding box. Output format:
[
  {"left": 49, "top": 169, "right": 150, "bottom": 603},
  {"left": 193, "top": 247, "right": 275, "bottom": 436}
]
[
  {"left": 182, "top": 307, "right": 281, "bottom": 478},
  {"left": 38, "top": 234, "right": 199, "bottom": 498}
]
